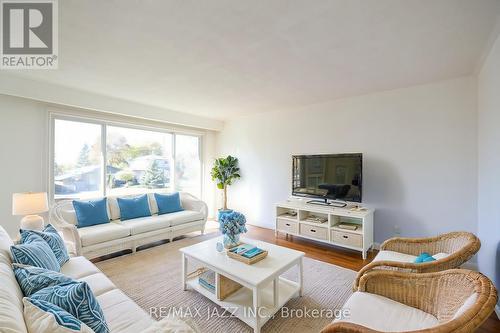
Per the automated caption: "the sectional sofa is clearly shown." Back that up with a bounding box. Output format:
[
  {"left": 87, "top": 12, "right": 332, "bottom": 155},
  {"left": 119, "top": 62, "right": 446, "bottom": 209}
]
[
  {"left": 51, "top": 192, "right": 208, "bottom": 259},
  {"left": 0, "top": 226, "right": 195, "bottom": 333}
]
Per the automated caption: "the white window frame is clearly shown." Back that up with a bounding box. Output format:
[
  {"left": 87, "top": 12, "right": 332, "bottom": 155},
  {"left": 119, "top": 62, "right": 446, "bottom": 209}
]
[{"left": 48, "top": 111, "right": 203, "bottom": 201}]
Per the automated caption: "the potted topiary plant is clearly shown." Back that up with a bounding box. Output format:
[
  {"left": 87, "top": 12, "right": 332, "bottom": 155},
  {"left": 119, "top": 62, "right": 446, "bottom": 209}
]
[{"left": 211, "top": 155, "right": 240, "bottom": 220}]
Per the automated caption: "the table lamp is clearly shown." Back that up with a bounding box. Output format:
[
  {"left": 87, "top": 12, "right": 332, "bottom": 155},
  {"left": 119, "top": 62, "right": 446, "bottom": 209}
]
[{"left": 12, "top": 192, "right": 49, "bottom": 231}]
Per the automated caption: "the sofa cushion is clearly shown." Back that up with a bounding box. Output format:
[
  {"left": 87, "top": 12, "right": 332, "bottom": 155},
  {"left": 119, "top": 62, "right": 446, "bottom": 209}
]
[
  {"left": 78, "top": 273, "right": 116, "bottom": 297},
  {"left": 61, "top": 256, "right": 101, "bottom": 279},
  {"left": 155, "top": 192, "right": 183, "bottom": 215},
  {"left": 0, "top": 263, "right": 28, "bottom": 333},
  {"left": 31, "top": 281, "right": 110, "bottom": 333},
  {"left": 97, "top": 289, "right": 154, "bottom": 333},
  {"left": 21, "top": 224, "right": 70, "bottom": 266},
  {"left": 23, "top": 298, "right": 94, "bottom": 333},
  {"left": 73, "top": 198, "right": 110, "bottom": 228},
  {"left": 335, "top": 292, "right": 438, "bottom": 331},
  {"left": 122, "top": 215, "right": 172, "bottom": 235},
  {"left": 78, "top": 222, "right": 130, "bottom": 247},
  {"left": 166, "top": 210, "right": 205, "bottom": 227},
  {"left": 117, "top": 195, "right": 152, "bottom": 221},
  {"left": 13, "top": 264, "right": 74, "bottom": 297},
  {"left": 11, "top": 233, "right": 61, "bottom": 272}
]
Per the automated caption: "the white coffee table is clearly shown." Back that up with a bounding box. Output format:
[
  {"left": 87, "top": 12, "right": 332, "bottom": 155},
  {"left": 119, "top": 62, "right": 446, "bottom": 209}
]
[{"left": 180, "top": 236, "right": 305, "bottom": 333}]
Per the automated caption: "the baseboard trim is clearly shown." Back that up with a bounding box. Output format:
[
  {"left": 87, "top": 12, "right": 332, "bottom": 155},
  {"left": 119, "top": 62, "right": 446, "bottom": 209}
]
[{"left": 495, "top": 305, "right": 500, "bottom": 320}]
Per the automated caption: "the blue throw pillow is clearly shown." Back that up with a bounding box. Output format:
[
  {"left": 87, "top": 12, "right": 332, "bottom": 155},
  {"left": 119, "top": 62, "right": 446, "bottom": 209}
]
[
  {"left": 73, "top": 198, "right": 110, "bottom": 228},
  {"left": 23, "top": 298, "right": 89, "bottom": 332},
  {"left": 20, "top": 224, "right": 69, "bottom": 266},
  {"left": 154, "top": 192, "right": 184, "bottom": 215},
  {"left": 117, "top": 194, "right": 151, "bottom": 221},
  {"left": 13, "top": 264, "right": 73, "bottom": 297},
  {"left": 11, "top": 234, "right": 60, "bottom": 272},
  {"left": 414, "top": 252, "right": 436, "bottom": 263},
  {"left": 31, "top": 281, "right": 109, "bottom": 333}
]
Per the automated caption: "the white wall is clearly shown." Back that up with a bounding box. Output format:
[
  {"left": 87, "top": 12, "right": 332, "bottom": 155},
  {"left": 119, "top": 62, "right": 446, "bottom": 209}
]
[
  {"left": 477, "top": 32, "right": 500, "bottom": 303},
  {"left": 0, "top": 95, "right": 48, "bottom": 237},
  {"left": 0, "top": 94, "right": 217, "bottom": 238},
  {"left": 216, "top": 77, "right": 478, "bottom": 244}
]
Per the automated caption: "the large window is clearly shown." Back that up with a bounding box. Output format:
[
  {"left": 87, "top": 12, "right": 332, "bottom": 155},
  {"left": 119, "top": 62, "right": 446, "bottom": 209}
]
[{"left": 52, "top": 116, "right": 202, "bottom": 199}]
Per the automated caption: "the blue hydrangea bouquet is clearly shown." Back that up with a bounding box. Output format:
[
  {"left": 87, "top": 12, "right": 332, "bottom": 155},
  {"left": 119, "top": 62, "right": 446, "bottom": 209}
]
[{"left": 219, "top": 211, "right": 247, "bottom": 248}]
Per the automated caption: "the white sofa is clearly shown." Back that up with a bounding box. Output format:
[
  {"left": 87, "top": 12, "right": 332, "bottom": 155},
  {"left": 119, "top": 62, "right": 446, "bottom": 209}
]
[
  {"left": 0, "top": 226, "right": 195, "bottom": 333},
  {"left": 51, "top": 192, "right": 208, "bottom": 259}
]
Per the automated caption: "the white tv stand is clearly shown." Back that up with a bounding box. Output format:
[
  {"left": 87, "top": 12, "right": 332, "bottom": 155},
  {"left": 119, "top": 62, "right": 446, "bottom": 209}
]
[{"left": 275, "top": 199, "right": 374, "bottom": 259}]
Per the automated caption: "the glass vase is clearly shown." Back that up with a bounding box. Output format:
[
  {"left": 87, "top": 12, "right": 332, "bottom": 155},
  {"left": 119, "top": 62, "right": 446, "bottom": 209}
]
[{"left": 223, "top": 233, "right": 240, "bottom": 249}]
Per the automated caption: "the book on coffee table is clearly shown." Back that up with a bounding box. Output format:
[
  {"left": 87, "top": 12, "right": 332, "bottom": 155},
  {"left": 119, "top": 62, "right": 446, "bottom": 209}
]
[{"left": 227, "top": 243, "right": 268, "bottom": 264}]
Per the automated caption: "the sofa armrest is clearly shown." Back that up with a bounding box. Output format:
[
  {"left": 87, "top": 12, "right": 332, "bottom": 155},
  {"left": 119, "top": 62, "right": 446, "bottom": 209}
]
[
  {"left": 180, "top": 192, "right": 208, "bottom": 220},
  {"left": 50, "top": 201, "right": 83, "bottom": 256}
]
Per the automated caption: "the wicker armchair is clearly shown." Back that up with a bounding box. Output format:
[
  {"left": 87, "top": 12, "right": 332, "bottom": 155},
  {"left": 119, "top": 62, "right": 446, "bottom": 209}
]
[
  {"left": 354, "top": 232, "right": 480, "bottom": 289},
  {"left": 322, "top": 269, "right": 497, "bottom": 333}
]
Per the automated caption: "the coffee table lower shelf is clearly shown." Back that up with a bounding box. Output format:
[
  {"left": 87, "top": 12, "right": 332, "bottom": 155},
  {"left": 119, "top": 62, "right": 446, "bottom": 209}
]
[{"left": 186, "top": 276, "right": 300, "bottom": 330}]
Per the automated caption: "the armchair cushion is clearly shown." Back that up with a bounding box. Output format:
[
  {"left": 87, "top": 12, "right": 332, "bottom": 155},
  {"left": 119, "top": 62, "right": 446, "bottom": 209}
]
[
  {"left": 335, "top": 291, "right": 438, "bottom": 331},
  {"left": 452, "top": 293, "right": 478, "bottom": 319},
  {"left": 372, "top": 250, "right": 417, "bottom": 263},
  {"left": 373, "top": 250, "right": 449, "bottom": 264}
]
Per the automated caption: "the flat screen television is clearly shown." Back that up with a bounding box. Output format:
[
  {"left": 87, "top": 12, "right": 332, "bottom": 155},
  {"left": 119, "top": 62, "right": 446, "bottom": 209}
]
[{"left": 292, "top": 153, "right": 362, "bottom": 203}]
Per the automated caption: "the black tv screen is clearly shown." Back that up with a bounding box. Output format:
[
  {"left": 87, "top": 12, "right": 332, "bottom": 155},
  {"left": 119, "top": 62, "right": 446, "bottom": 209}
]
[{"left": 292, "top": 154, "right": 362, "bottom": 202}]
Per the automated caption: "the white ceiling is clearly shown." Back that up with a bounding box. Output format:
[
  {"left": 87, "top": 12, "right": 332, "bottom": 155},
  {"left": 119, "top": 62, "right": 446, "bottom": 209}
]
[{"left": 7, "top": 0, "right": 500, "bottom": 120}]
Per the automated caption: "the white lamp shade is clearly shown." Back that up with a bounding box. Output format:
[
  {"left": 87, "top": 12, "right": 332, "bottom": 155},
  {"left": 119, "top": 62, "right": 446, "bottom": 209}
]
[{"left": 12, "top": 192, "right": 49, "bottom": 216}]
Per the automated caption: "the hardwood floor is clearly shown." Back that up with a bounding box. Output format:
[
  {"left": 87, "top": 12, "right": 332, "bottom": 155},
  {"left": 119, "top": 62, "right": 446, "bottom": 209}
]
[{"left": 244, "top": 224, "right": 499, "bottom": 333}]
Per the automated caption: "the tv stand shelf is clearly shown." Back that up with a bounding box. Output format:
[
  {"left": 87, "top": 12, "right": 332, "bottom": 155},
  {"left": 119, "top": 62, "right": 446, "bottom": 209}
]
[{"left": 275, "top": 200, "right": 374, "bottom": 259}]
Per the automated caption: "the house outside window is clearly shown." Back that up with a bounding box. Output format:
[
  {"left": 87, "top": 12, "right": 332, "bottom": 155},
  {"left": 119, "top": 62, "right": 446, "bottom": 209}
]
[{"left": 51, "top": 115, "right": 202, "bottom": 200}]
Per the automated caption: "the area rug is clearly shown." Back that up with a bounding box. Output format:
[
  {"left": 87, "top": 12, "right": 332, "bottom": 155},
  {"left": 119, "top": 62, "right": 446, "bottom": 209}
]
[{"left": 95, "top": 233, "right": 356, "bottom": 333}]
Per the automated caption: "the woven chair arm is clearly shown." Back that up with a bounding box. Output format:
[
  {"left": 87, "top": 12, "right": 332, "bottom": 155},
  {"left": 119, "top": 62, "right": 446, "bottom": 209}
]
[
  {"left": 353, "top": 260, "right": 427, "bottom": 290},
  {"left": 358, "top": 269, "right": 496, "bottom": 321},
  {"left": 327, "top": 270, "right": 497, "bottom": 333},
  {"left": 380, "top": 232, "right": 480, "bottom": 261},
  {"left": 380, "top": 236, "right": 442, "bottom": 255}
]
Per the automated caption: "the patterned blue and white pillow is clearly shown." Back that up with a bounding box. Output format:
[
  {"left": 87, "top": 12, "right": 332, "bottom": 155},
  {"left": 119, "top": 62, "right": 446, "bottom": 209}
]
[
  {"left": 30, "top": 281, "right": 110, "bottom": 333},
  {"left": 11, "top": 233, "right": 60, "bottom": 272},
  {"left": 13, "top": 263, "right": 73, "bottom": 297},
  {"left": 21, "top": 224, "right": 69, "bottom": 266},
  {"left": 23, "top": 298, "right": 94, "bottom": 333}
]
